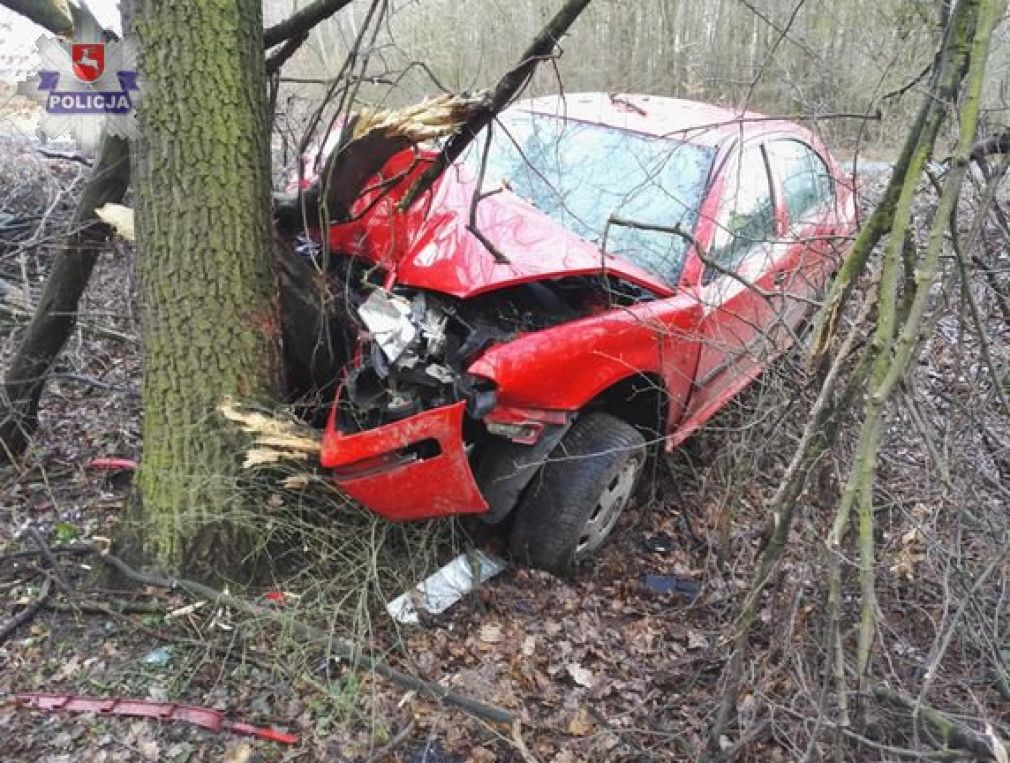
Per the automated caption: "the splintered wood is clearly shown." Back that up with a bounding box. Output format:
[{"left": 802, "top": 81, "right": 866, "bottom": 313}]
[
  {"left": 95, "top": 203, "right": 136, "bottom": 242},
  {"left": 351, "top": 93, "right": 487, "bottom": 143},
  {"left": 218, "top": 397, "right": 320, "bottom": 471}
]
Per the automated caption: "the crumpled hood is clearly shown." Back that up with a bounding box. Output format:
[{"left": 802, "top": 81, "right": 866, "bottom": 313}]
[{"left": 327, "top": 155, "right": 673, "bottom": 299}]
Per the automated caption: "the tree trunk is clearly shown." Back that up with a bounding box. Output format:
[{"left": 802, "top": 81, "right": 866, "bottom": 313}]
[
  {"left": 130, "top": 0, "right": 282, "bottom": 579},
  {"left": 0, "top": 134, "right": 130, "bottom": 461}
]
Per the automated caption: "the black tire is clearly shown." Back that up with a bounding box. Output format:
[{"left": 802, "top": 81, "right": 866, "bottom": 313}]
[{"left": 509, "top": 412, "right": 646, "bottom": 575}]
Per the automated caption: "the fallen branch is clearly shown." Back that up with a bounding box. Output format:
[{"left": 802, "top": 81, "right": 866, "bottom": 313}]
[
  {"left": 25, "top": 526, "right": 71, "bottom": 591},
  {"left": 0, "top": 544, "right": 97, "bottom": 567},
  {"left": 42, "top": 597, "right": 162, "bottom": 616},
  {"left": 91, "top": 547, "right": 516, "bottom": 726},
  {"left": 874, "top": 685, "right": 1009, "bottom": 761},
  {"left": 0, "top": 577, "right": 51, "bottom": 644}
]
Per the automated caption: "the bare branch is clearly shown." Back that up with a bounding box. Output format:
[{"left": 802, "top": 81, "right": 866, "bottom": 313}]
[
  {"left": 875, "top": 685, "right": 1008, "bottom": 761},
  {"left": 263, "top": 0, "right": 353, "bottom": 49},
  {"left": 1, "top": 0, "right": 73, "bottom": 36},
  {"left": 398, "top": 0, "right": 592, "bottom": 211},
  {"left": 265, "top": 30, "right": 308, "bottom": 76},
  {"left": 970, "top": 130, "right": 1010, "bottom": 161}
]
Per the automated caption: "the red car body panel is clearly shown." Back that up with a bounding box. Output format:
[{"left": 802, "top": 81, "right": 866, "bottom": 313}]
[
  {"left": 321, "top": 400, "right": 487, "bottom": 521},
  {"left": 317, "top": 93, "right": 856, "bottom": 521},
  {"left": 467, "top": 293, "right": 702, "bottom": 428}
]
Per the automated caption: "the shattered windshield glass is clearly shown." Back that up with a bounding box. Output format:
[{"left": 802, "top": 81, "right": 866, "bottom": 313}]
[{"left": 469, "top": 112, "right": 715, "bottom": 286}]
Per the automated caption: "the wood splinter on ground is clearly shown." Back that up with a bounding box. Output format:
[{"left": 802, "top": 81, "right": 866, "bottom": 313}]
[{"left": 218, "top": 397, "right": 321, "bottom": 472}]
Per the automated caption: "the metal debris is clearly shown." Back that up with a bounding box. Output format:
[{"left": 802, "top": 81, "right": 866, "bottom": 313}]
[
  {"left": 387, "top": 550, "right": 508, "bottom": 625},
  {"left": 11, "top": 692, "right": 298, "bottom": 745}
]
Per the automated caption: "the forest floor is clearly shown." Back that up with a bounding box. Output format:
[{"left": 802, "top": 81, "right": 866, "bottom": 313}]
[{"left": 1, "top": 137, "right": 1008, "bottom": 763}]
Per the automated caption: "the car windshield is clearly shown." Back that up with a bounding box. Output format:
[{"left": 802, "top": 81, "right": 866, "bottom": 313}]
[{"left": 468, "top": 112, "right": 715, "bottom": 285}]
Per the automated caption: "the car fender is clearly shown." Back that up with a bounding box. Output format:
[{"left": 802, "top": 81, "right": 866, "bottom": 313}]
[{"left": 467, "top": 295, "right": 701, "bottom": 420}]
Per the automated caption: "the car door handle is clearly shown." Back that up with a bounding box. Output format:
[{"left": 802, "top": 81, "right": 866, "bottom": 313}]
[{"left": 774, "top": 271, "right": 788, "bottom": 286}]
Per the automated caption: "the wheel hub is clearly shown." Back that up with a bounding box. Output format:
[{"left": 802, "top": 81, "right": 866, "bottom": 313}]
[{"left": 575, "top": 456, "right": 642, "bottom": 559}]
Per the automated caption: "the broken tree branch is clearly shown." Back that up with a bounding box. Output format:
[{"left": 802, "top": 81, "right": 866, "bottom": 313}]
[
  {"left": 398, "top": 0, "right": 591, "bottom": 211},
  {"left": 263, "top": 0, "right": 353, "bottom": 48},
  {"left": 321, "top": 95, "right": 486, "bottom": 222},
  {"left": 36, "top": 146, "right": 92, "bottom": 166}
]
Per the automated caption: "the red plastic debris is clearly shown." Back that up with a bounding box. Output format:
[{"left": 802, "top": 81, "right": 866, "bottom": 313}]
[
  {"left": 262, "top": 591, "right": 286, "bottom": 604},
  {"left": 87, "top": 458, "right": 139, "bottom": 471},
  {"left": 12, "top": 692, "right": 298, "bottom": 745}
]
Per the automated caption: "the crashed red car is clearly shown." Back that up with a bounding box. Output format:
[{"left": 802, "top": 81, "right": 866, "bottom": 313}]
[{"left": 305, "top": 93, "right": 855, "bottom": 574}]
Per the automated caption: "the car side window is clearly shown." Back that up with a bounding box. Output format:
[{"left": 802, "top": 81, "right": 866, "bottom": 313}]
[
  {"left": 704, "top": 144, "right": 777, "bottom": 285},
  {"left": 766, "top": 139, "right": 834, "bottom": 225}
]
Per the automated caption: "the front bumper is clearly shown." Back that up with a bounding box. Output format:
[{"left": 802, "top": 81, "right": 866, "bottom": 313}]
[{"left": 320, "top": 400, "right": 489, "bottom": 521}]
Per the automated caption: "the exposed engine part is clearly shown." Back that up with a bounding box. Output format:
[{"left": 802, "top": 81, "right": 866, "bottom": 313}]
[
  {"left": 357, "top": 289, "right": 419, "bottom": 364},
  {"left": 338, "top": 273, "right": 656, "bottom": 432}
]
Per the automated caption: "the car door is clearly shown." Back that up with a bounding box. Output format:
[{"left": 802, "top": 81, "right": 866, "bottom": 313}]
[
  {"left": 676, "top": 141, "right": 788, "bottom": 432},
  {"left": 764, "top": 138, "right": 840, "bottom": 333}
]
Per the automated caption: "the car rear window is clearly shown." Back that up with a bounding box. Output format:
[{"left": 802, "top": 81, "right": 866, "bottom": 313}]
[{"left": 468, "top": 112, "right": 715, "bottom": 286}]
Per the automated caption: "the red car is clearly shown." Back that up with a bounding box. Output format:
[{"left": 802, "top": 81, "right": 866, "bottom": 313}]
[{"left": 311, "top": 93, "right": 855, "bottom": 573}]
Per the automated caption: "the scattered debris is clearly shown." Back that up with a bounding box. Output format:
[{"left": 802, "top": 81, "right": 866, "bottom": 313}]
[
  {"left": 165, "top": 601, "right": 206, "bottom": 620},
  {"left": 643, "top": 573, "right": 700, "bottom": 599},
  {"left": 86, "top": 457, "right": 138, "bottom": 471},
  {"left": 642, "top": 533, "right": 676, "bottom": 554},
  {"left": 387, "top": 550, "right": 508, "bottom": 625},
  {"left": 141, "top": 646, "right": 172, "bottom": 667},
  {"left": 566, "top": 662, "right": 595, "bottom": 688},
  {"left": 10, "top": 693, "right": 298, "bottom": 745}
]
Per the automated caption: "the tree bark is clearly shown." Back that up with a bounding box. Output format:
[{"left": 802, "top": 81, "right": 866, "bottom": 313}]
[
  {"left": 0, "top": 135, "right": 130, "bottom": 461},
  {"left": 130, "top": 0, "right": 282, "bottom": 579}
]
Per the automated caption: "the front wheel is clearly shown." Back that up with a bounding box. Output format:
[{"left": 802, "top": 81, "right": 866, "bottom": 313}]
[{"left": 508, "top": 412, "right": 646, "bottom": 576}]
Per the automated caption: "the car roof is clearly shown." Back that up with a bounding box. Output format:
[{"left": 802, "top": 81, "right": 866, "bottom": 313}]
[{"left": 517, "top": 92, "right": 809, "bottom": 150}]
